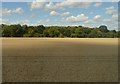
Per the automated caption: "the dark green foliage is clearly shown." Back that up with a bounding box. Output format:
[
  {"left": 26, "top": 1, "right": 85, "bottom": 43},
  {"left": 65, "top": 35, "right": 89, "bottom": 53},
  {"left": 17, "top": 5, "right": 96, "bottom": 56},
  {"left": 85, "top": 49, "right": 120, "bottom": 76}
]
[
  {"left": 2, "top": 24, "right": 24, "bottom": 37},
  {"left": 99, "top": 25, "right": 109, "bottom": 33},
  {"left": 1, "top": 24, "right": 120, "bottom": 38},
  {"left": 71, "top": 33, "right": 78, "bottom": 38},
  {"left": 118, "top": 31, "right": 120, "bottom": 38},
  {"left": 0, "top": 24, "right": 2, "bottom": 37},
  {"left": 34, "top": 25, "right": 45, "bottom": 34},
  {"left": 59, "top": 33, "right": 64, "bottom": 38}
]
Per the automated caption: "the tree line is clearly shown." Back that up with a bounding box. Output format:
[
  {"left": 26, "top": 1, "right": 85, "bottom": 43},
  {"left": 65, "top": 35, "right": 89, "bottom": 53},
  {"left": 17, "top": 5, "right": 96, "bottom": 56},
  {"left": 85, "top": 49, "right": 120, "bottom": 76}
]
[{"left": 1, "top": 24, "right": 120, "bottom": 38}]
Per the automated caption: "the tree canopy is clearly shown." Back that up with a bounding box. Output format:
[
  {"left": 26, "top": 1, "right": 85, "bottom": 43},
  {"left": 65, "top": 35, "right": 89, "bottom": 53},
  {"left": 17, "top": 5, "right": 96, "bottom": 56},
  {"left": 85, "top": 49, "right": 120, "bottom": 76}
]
[{"left": 1, "top": 24, "right": 119, "bottom": 38}]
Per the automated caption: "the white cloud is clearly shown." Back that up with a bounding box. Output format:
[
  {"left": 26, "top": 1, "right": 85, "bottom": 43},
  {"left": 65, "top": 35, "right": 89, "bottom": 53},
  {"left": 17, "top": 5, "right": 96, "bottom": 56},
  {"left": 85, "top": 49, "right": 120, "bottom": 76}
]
[
  {"left": 111, "top": 0, "right": 119, "bottom": 2},
  {"left": 1, "top": 8, "right": 12, "bottom": 15},
  {"left": 61, "top": 12, "right": 70, "bottom": 16},
  {"left": 72, "top": 0, "right": 102, "bottom": 2},
  {"left": 50, "top": 11, "right": 59, "bottom": 16},
  {"left": 84, "top": 15, "right": 102, "bottom": 24},
  {"left": 30, "top": 0, "right": 46, "bottom": 10},
  {"left": 103, "top": 14, "right": 118, "bottom": 25},
  {"left": 45, "top": 2, "right": 58, "bottom": 11},
  {"left": 94, "top": 2, "right": 102, "bottom": 7},
  {"left": 31, "top": 1, "right": 91, "bottom": 11},
  {"left": 46, "top": 19, "right": 50, "bottom": 22},
  {"left": 19, "top": 20, "right": 30, "bottom": 25},
  {"left": 105, "top": 6, "right": 116, "bottom": 15},
  {"left": 93, "top": 15, "right": 101, "bottom": 21},
  {"left": 0, "top": 18, "right": 10, "bottom": 24},
  {"left": 89, "top": 12, "right": 94, "bottom": 14},
  {"left": 1, "top": 7, "right": 23, "bottom": 16},
  {"left": 0, "top": 18, "right": 30, "bottom": 25},
  {"left": 103, "top": 19, "right": 112, "bottom": 23},
  {"left": 38, "top": 19, "right": 50, "bottom": 23},
  {"left": 10, "top": 19, "right": 30, "bottom": 25},
  {"left": 50, "top": 11, "right": 70, "bottom": 16},
  {"left": 55, "top": 1, "right": 91, "bottom": 9},
  {"left": 37, "top": 19, "right": 50, "bottom": 25},
  {"left": 112, "top": 14, "right": 118, "bottom": 20},
  {"left": 0, "top": 18, "right": 1, "bottom": 24},
  {"left": 13, "top": 7, "right": 23, "bottom": 14},
  {"left": 66, "top": 14, "right": 88, "bottom": 23},
  {"left": 84, "top": 19, "right": 93, "bottom": 24}
]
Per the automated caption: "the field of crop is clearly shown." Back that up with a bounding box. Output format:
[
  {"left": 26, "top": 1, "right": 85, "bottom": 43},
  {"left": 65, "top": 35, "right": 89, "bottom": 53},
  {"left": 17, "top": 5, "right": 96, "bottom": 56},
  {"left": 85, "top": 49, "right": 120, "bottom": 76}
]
[{"left": 2, "top": 38, "right": 118, "bottom": 82}]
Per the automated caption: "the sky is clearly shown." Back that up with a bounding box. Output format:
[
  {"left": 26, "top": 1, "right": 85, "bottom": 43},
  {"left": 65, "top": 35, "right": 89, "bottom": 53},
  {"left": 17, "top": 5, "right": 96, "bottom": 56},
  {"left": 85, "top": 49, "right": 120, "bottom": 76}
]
[{"left": 1, "top": 0, "right": 119, "bottom": 30}]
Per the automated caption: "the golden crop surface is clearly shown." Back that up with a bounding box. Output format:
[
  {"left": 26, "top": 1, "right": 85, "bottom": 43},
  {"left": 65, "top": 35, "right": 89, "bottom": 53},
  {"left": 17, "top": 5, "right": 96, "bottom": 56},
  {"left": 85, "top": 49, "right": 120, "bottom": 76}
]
[{"left": 2, "top": 38, "right": 118, "bottom": 82}]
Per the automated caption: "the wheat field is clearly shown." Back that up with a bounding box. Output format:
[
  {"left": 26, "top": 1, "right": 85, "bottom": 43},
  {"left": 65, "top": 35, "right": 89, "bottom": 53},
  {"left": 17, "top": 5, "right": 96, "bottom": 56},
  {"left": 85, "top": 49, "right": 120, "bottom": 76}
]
[{"left": 2, "top": 38, "right": 118, "bottom": 82}]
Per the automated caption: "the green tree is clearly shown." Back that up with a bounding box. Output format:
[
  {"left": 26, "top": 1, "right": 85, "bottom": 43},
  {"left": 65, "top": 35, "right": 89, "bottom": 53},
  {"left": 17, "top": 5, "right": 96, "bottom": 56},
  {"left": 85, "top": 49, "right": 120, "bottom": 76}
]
[
  {"left": 1, "top": 24, "right": 119, "bottom": 38},
  {"left": 34, "top": 25, "right": 45, "bottom": 34},
  {"left": 71, "top": 33, "right": 78, "bottom": 38},
  {"left": 59, "top": 33, "right": 64, "bottom": 38},
  {"left": 99, "top": 25, "right": 108, "bottom": 33}
]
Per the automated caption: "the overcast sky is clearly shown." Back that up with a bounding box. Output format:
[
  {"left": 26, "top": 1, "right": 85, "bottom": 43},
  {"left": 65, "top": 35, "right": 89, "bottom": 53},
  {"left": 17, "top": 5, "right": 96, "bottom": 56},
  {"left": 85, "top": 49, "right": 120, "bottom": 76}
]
[{"left": 1, "top": 0, "right": 118, "bottom": 30}]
